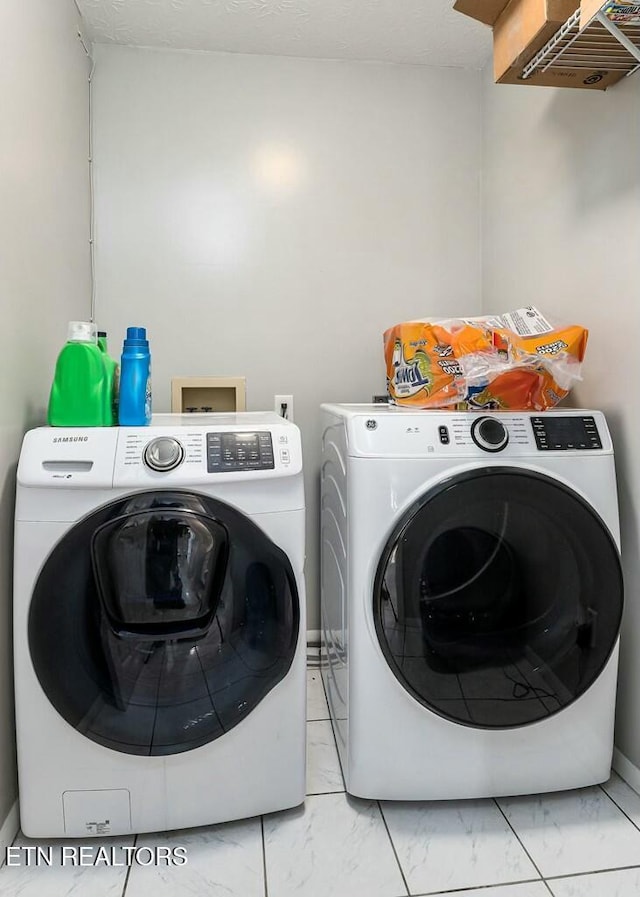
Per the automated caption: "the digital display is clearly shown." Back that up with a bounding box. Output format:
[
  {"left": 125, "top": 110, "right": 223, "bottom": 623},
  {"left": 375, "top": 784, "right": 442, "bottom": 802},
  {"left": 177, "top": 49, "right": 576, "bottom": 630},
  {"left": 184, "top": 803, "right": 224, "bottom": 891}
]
[
  {"left": 207, "top": 431, "right": 274, "bottom": 472},
  {"left": 531, "top": 416, "right": 602, "bottom": 451},
  {"left": 228, "top": 433, "right": 258, "bottom": 444}
]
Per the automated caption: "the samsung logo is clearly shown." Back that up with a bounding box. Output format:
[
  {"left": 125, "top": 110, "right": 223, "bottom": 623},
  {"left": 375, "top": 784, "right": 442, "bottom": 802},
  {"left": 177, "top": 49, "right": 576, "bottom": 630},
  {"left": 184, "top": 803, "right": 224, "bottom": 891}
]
[{"left": 52, "top": 436, "right": 89, "bottom": 443}]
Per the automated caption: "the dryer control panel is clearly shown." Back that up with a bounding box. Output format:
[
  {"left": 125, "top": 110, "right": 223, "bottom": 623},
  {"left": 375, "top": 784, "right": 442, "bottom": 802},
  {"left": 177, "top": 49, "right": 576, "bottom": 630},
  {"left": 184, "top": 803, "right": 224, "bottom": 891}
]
[{"left": 340, "top": 407, "right": 613, "bottom": 459}]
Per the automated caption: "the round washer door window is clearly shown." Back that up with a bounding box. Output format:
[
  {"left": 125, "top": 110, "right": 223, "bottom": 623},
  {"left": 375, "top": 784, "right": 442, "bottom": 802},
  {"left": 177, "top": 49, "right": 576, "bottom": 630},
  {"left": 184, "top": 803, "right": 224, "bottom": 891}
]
[
  {"left": 373, "top": 469, "right": 623, "bottom": 729},
  {"left": 29, "top": 491, "right": 300, "bottom": 756}
]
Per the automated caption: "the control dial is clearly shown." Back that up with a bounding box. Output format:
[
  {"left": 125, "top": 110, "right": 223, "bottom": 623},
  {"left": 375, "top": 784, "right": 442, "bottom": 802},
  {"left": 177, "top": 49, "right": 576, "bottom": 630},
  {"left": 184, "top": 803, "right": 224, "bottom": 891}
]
[
  {"left": 470, "top": 417, "right": 509, "bottom": 453},
  {"left": 143, "top": 437, "right": 185, "bottom": 472}
]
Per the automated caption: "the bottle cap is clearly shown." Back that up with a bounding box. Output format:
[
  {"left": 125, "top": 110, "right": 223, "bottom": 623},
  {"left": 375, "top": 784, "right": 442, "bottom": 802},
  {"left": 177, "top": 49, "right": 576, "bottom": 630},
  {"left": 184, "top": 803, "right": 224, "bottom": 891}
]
[
  {"left": 123, "top": 326, "right": 149, "bottom": 350},
  {"left": 67, "top": 321, "right": 96, "bottom": 343},
  {"left": 126, "top": 327, "right": 147, "bottom": 341}
]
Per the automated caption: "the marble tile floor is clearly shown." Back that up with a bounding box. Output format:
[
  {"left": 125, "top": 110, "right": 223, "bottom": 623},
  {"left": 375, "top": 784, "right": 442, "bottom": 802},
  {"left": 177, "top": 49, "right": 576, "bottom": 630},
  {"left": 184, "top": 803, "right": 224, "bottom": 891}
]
[{"left": 3, "top": 666, "right": 640, "bottom": 897}]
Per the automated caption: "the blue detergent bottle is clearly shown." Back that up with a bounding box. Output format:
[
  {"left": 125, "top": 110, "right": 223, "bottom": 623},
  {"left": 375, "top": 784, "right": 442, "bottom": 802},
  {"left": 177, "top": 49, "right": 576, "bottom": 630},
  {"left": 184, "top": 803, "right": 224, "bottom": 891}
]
[{"left": 118, "top": 327, "right": 152, "bottom": 426}]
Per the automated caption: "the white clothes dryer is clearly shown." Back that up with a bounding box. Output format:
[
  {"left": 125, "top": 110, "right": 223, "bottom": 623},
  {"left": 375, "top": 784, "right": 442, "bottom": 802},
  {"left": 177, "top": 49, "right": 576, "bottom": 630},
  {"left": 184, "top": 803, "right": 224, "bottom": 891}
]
[
  {"left": 15, "top": 413, "right": 306, "bottom": 838},
  {"left": 320, "top": 405, "right": 623, "bottom": 800}
]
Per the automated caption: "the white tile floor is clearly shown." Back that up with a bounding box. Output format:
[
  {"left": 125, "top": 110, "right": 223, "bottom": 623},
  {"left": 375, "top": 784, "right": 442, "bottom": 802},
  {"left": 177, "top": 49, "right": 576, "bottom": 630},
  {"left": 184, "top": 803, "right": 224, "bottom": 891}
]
[{"left": 4, "top": 664, "right": 640, "bottom": 896}]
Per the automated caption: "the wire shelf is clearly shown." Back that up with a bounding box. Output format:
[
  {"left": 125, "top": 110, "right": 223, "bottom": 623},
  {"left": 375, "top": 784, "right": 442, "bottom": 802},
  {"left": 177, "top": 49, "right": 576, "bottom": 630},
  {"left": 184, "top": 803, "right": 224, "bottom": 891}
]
[{"left": 522, "top": 4, "right": 640, "bottom": 81}]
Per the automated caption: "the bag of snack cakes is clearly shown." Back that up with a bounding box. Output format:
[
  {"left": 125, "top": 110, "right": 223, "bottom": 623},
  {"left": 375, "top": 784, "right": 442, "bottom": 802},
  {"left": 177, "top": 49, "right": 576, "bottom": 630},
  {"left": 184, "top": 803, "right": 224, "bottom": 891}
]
[{"left": 384, "top": 306, "right": 588, "bottom": 411}]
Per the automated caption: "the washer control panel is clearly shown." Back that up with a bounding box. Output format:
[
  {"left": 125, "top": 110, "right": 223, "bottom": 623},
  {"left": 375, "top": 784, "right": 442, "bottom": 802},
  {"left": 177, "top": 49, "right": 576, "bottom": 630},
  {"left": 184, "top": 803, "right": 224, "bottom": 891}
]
[
  {"left": 111, "top": 418, "right": 301, "bottom": 486},
  {"left": 531, "top": 415, "right": 602, "bottom": 451},
  {"left": 207, "top": 431, "right": 275, "bottom": 472},
  {"left": 17, "top": 417, "right": 303, "bottom": 490}
]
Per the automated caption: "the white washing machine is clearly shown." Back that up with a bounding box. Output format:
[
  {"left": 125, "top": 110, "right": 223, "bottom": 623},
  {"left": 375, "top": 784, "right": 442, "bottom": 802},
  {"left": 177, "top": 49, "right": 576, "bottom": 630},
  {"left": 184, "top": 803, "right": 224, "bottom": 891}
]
[
  {"left": 321, "top": 404, "right": 623, "bottom": 800},
  {"left": 14, "top": 413, "right": 306, "bottom": 838}
]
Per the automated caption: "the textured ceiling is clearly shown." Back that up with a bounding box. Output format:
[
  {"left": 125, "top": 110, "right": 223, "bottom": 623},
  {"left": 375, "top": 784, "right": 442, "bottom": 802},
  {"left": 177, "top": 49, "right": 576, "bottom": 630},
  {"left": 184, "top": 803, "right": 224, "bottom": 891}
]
[{"left": 76, "top": 0, "right": 491, "bottom": 68}]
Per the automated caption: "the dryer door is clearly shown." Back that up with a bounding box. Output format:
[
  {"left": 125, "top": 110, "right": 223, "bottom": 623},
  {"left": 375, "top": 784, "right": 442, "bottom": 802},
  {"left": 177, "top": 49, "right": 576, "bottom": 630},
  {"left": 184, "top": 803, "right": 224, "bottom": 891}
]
[
  {"left": 29, "top": 491, "right": 300, "bottom": 755},
  {"left": 373, "top": 468, "right": 623, "bottom": 729}
]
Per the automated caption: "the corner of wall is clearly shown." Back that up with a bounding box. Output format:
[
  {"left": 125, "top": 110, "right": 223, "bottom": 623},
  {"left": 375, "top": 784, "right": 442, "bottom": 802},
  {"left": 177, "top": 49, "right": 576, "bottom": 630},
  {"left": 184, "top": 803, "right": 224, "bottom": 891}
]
[{"left": 0, "top": 801, "right": 19, "bottom": 866}]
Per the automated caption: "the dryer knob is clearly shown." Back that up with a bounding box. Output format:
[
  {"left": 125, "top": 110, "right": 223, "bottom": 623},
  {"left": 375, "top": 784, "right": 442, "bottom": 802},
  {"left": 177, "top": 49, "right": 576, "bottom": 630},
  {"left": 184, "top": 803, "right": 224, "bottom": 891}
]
[
  {"left": 143, "top": 437, "right": 185, "bottom": 472},
  {"left": 471, "top": 417, "right": 509, "bottom": 453}
]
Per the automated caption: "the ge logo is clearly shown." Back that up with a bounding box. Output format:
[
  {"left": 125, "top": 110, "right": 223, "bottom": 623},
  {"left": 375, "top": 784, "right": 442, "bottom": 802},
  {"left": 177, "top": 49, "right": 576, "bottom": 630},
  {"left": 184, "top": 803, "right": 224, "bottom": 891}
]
[
  {"left": 584, "top": 71, "right": 606, "bottom": 85},
  {"left": 365, "top": 420, "right": 377, "bottom": 430}
]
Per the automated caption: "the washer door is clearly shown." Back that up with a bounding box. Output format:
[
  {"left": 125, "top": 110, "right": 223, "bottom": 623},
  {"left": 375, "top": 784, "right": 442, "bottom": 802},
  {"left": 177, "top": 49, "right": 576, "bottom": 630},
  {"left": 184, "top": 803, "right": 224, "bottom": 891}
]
[
  {"left": 373, "top": 468, "right": 623, "bottom": 729},
  {"left": 29, "top": 491, "right": 300, "bottom": 756}
]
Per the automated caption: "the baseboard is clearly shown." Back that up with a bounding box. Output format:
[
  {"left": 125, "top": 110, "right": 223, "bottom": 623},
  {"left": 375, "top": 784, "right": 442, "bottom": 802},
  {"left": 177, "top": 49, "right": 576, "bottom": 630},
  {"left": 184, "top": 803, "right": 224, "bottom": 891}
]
[
  {"left": 613, "top": 748, "right": 640, "bottom": 795},
  {"left": 0, "top": 800, "right": 19, "bottom": 867},
  {"left": 307, "top": 630, "right": 322, "bottom": 648}
]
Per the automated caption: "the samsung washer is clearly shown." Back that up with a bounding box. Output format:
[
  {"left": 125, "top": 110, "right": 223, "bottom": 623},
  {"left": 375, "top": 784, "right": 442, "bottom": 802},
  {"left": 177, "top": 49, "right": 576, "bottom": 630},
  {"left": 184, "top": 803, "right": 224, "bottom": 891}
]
[{"left": 14, "top": 413, "right": 306, "bottom": 837}]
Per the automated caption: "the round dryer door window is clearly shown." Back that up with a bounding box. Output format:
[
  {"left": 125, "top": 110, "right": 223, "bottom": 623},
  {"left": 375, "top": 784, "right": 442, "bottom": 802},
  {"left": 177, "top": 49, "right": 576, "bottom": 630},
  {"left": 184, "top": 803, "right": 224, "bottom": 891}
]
[
  {"left": 373, "top": 468, "right": 623, "bottom": 729},
  {"left": 28, "top": 491, "right": 300, "bottom": 756}
]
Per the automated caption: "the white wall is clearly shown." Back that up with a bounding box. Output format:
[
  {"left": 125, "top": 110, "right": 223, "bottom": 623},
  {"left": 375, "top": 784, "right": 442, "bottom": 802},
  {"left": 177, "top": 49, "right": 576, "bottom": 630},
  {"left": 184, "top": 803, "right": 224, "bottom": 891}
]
[
  {"left": 482, "top": 71, "right": 640, "bottom": 768},
  {"left": 92, "top": 44, "right": 483, "bottom": 628},
  {"left": 0, "top": 0, "right": 90, "bottom": 830}
]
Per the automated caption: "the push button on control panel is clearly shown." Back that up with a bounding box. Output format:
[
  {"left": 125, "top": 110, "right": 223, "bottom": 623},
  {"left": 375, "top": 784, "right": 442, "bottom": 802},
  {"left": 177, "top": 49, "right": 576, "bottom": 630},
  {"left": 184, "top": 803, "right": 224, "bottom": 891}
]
[{"left": 438, "top": 425, "right": 450, "bottom": 445}]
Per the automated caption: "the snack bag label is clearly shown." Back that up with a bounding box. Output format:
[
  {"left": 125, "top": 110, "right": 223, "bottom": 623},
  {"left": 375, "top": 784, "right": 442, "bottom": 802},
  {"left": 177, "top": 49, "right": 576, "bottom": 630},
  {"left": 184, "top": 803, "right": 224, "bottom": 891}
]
[
  {"left": 391, "top": 340, "right": 433, "bottom": 397},
  {"left": 603, "top": 3, "right": 640, "bottom": 24},
  {"left": 384, "top": 323, "right": 466, "bottom": 407},
  {"left": 460, "top": 306, "right": 552, "bottom": 336},
  {"left": 498, "top": 306, "right": 553, "bottom": 337}
]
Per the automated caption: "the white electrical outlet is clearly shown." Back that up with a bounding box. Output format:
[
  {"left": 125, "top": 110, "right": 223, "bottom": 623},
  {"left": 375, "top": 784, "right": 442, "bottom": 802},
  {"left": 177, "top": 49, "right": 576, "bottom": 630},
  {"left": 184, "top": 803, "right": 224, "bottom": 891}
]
[{"left": 274, "top": 394, "right": 294, "bottom": 423}]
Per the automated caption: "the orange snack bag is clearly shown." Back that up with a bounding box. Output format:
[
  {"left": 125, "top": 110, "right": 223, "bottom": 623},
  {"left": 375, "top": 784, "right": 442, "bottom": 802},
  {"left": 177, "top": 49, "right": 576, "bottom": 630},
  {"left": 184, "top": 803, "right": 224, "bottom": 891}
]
[
  {"left": 384, "top": 321, "right": 472, "bottom": 408},
  {"left": 384, "top": 307, "right": 588, "bottom": 411}
]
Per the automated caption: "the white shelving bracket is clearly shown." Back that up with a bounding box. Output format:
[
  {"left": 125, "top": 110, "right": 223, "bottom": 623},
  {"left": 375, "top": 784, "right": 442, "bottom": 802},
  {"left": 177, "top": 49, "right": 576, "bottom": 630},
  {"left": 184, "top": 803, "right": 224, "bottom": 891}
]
[
  {"left": 522, "top": 2, "right": 640, "bottom": 83},
  {"left": 595, "top": 9, "right": 640, "bottom": 67}
]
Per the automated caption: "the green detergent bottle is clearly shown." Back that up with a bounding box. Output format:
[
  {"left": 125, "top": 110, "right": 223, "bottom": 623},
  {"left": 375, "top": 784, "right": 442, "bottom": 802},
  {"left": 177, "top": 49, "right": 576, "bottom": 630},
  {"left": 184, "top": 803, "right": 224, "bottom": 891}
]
[
  {"left": 48, "top": 321, "right": 109, "bottom": 427},
  {"left": 97, "top": 331, "right": 119, "bottom": 426}
]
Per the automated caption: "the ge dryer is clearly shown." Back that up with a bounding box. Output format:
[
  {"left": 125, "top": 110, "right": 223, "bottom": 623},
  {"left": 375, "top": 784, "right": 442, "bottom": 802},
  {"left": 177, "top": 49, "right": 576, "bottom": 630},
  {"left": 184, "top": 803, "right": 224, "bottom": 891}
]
[
  {"left": 320, "top": 404, "right": 623, "bottom": 800},
  {"left": 14, "top": 413, "right": 306, "bottom": 837}
]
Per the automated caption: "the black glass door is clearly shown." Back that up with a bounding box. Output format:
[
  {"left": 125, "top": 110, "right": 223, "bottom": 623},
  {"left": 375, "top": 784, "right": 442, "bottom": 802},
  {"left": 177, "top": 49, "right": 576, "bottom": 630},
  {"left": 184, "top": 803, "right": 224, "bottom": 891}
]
[
  {"left": 374, "top": 469, "right": 623, "bottom": 729},
  {"left": 29, "top": 491, "right": 299, "bottom": 756}
]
